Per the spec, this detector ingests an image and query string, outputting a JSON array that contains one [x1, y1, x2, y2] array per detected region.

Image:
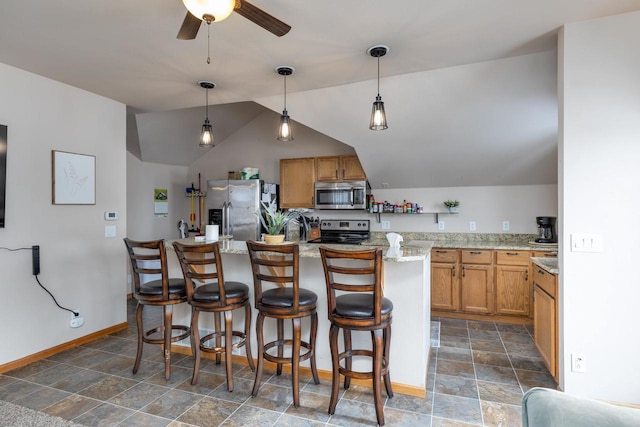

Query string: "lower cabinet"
[[533, 265, 558, 381], [495, 251, 531, 316], [460, 250, 494, 314], [431, 249, 459, 311]]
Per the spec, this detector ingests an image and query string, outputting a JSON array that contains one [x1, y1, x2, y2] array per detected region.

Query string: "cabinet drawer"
[[496, 250, 530, 266], [431, 248, 459, 263], [461, 250, 492, 264], [533, 267, 556, 297], [532, 251, 558, 258]]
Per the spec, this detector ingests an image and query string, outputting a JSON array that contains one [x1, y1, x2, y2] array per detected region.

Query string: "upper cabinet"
[[316, 155, 366, 182], [280, 157, 316, 209]]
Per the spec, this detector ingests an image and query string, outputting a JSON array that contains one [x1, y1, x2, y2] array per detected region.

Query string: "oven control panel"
[[320, 219, 370, 232]]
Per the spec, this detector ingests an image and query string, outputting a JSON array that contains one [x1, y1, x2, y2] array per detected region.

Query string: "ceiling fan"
[[177, 0, 291, 40]]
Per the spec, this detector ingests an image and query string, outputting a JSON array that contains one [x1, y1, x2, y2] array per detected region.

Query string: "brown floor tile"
[[176, 395, 240, 426], [432, 393, 483, 425], [141, 388, 203, 419], [474, 365, 519, 386], [472, 350, 512, 368], [470, 339, 506, 353], [42, 393, 102, 420], [221, 404, 282, 426], [438, 346, 474, 363], [481, 400, 522, 427], [436, 359, 476, 379], [477, 381, 523, 405], [435, 374, 479, 399], [73, 401, 136, 425]]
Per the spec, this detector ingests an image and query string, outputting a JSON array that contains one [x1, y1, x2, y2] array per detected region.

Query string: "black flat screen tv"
[[0, 125, 6, 228]]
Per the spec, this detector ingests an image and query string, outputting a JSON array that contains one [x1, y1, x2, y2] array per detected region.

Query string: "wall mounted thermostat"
[[104, 211, 119, 221]]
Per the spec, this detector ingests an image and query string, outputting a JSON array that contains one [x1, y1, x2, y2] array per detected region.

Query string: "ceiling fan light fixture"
[[182, 0, 236, 23], [198, 81, 216, 148], [368, 45, 389, 131], [276, 66, 295, 142]]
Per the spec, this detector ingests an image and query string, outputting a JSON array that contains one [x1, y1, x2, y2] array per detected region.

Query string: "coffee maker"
[[535, 216, 557, 243]]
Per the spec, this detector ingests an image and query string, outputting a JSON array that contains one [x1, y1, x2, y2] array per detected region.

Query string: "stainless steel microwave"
[[314, 181, 368, 210]]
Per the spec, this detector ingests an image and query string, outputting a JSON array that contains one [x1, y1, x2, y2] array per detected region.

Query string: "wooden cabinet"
[[279, 157, 316, 209], [460, 250, 493, 314], [495, 251, 531, 316], [316, 155, 366, 181], [533, 266, 558, 381], [430, 249, 459, 311]]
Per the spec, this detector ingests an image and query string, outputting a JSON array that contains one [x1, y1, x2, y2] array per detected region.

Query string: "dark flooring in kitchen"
[[0, 299, 557, 426]]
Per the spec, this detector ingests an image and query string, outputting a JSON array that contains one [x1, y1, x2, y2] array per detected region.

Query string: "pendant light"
[[198, 81, 215, 147], [276, 66, 294, 142], [368, 45, 389, 131], [182, 0, 235, 23]]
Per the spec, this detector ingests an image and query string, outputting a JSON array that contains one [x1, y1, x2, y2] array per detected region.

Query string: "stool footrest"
[[199, 330, 248, 354], [263, 339, 314, 364], [142, 325, 190, 345]]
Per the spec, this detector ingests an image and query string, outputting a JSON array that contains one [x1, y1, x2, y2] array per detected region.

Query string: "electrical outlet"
[[571, 353, 586, 373], [381, 220, 391, 230], [502, 221, 510, 231], [469, 221, 476, 231], [438, 221, 445, 231], [32, 245, 40, 276], [70, 310, 84, 328]]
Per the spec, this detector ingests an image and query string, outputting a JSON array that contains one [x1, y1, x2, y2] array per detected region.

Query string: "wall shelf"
[[370, 211, 458, 223]]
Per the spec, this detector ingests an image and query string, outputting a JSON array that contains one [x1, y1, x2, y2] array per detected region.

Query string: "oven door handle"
[[350, 189, 355, 206]]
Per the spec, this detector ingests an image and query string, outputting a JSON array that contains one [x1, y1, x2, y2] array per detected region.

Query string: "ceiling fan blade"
[[177, 11, 202, 40], [234, 1, 291, 37]]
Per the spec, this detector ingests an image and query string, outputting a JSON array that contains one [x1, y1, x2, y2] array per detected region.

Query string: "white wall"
[[0, 63, 127, 365], [126, 153, 189, 241], [559, 12, 640, 403]]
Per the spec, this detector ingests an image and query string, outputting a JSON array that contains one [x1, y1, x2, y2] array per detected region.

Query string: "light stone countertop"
[[168, 238, 432, 263], [531, 257, 559, 275]]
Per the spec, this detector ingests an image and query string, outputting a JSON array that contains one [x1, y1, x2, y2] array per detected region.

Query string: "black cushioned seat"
[[262, 288, 318, 308], [335, 294, 393, 318], [193, 281, 250, 302], [139, 278, 187, 295]]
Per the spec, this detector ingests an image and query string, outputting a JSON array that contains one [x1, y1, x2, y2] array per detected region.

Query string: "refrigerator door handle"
[[222, 201, 228, 236], [226, 201, 233, 236]]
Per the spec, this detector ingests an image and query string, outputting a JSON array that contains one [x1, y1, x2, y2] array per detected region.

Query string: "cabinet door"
[[316, 156, 341, 181], [534, 285, 557, 380], [341, 155, 366, 180], [280, 158, 316, 208], [495, 265, 530, 316], [461, 264, 493, 314], [431, 262, 459, 311]]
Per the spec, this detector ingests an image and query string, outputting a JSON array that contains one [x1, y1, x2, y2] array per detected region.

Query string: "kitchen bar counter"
[[165, 238, 431, 397]]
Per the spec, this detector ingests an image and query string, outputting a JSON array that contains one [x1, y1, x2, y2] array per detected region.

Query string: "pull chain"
[[207, 24, 211, 64]]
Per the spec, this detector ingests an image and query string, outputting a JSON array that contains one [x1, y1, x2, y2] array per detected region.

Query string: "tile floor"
[[0, 300, 557, 426]]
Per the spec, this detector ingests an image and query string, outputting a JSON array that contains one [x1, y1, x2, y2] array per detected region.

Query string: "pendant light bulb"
[[276, 66, 295, 142], [368, 45, 389, 131], [198, 81, 216, 148]]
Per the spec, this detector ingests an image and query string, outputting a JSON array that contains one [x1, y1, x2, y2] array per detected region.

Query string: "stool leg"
[[163, 305, 173, 380], [309, 311, 320, 384], [133, 302, 144, 375], [343, 329, 352, 389], [224, 310, 234, 392], [383, 325, 393, 398], [328, 324, 340, 415], [373, 328, 385, 426], [191, 309, 201, 385], [214, 312, 222, 365], [244, 302, 255, 371], [252, 312, 265, 397], [292, 317, 301, 408], [276, 318, 284, 376]]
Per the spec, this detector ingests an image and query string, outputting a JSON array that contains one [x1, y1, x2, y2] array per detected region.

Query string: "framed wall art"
[[52, 150, 96, 205]]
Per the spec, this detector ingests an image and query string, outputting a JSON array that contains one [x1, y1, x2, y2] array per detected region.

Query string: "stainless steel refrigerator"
[[206, 179, 279, 241]]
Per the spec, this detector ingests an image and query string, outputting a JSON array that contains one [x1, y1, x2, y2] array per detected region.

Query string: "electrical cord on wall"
[[1, 246, 79, 317]]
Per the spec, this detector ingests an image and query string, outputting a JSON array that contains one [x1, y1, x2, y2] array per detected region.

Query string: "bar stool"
[[172, 241, 254, 391], [319, 246, 393, 426], [123, 238, 190, 380], [245, 241, 320, 407]]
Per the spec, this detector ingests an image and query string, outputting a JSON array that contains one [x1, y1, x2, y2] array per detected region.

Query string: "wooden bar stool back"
[[172, 241, 254, 391], [245, 240, 320, 407], [123, 238, 190, 380], [319, 246, 393, 426]]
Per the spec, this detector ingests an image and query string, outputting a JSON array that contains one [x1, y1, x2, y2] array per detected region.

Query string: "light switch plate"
[[105, 225, 116, 238], [381, 220, 391, 230], [571, 233, 603, 252]]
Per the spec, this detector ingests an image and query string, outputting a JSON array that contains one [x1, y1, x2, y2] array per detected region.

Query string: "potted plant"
[[444, 200, 460, 213], [257, 199, 298, 243]]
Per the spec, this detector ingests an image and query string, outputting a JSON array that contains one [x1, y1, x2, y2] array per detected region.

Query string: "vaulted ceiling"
[[2, 1, 640, 188]]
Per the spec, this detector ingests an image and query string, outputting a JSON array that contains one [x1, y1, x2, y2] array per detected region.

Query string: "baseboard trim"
[[172, 345, 426, 398], [432, 310, 533, 325], [0, 322, 128, 374]]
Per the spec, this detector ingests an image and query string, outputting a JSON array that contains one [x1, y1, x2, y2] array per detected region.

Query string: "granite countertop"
[[168, 238, 432, 263], [531, 257, 559, 275]]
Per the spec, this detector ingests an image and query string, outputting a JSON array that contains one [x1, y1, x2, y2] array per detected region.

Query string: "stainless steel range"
[[307, 219, 370, 245]]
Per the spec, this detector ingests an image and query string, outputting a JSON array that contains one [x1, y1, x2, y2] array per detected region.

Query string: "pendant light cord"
[[283, 74, 287, 110], [377, 56, 381, 96], [205, 87, 209, 119]]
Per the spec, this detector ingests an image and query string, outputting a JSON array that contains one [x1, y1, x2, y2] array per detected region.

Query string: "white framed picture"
[[52, 150, 96, 205]]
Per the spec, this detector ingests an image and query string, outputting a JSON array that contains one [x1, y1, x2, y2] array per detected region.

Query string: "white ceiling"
[[2, 1, 640, 186]]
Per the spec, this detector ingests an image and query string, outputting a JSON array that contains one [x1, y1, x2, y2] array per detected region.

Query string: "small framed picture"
[[52, 150, 96, 205]]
